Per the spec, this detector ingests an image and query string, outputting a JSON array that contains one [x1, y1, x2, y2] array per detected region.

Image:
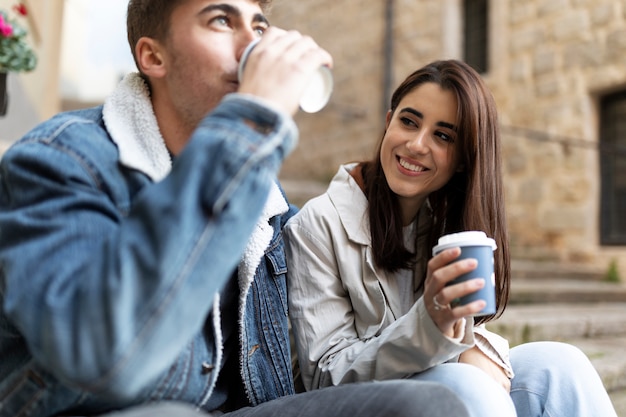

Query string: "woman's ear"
[[385, 110, 393, 129], [456, 163, 465, 172], [135, 37, 166, 78]]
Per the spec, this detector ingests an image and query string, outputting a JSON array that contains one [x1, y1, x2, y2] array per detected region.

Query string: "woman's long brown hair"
[[361, 60, 510, 323]]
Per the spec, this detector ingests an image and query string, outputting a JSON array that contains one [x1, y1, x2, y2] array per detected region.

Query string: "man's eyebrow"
[[253, 13, 269, 26], [198, 4, 269, 26], [399, 107, 457, 131]]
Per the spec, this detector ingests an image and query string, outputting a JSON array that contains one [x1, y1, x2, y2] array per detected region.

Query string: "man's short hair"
[[126, 0, 272, 71]]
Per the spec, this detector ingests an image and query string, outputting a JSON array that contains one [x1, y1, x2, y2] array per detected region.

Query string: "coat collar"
[[327, 163, 371, 246], [102, 72, 172, 182]]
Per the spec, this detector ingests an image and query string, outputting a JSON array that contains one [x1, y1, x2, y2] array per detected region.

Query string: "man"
[[0, 1, 471, 416]]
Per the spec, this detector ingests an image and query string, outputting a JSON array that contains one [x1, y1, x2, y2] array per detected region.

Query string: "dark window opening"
[[599, 91, 626, 245], [463, 0, 489, 74]]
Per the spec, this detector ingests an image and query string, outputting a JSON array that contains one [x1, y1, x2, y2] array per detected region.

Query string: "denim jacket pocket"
[[264, 235, 289, 317], [0, 368, 47, 417], [0, 365, 83, 417]]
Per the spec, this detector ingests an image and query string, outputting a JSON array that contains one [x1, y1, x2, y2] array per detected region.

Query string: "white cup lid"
[[432, 231, 497, 256]]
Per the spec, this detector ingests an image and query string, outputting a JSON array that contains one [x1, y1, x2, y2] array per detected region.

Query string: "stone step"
[[486, 303, 626, 404], [487, 303, 626, 345], [511, 259, 608, 281], [570, 336, 626, 416], [509, 279, 626, 304], [574, 336, 626, 393]]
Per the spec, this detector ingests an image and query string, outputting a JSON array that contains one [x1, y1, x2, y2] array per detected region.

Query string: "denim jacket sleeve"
[[0, 94, 297, 398]]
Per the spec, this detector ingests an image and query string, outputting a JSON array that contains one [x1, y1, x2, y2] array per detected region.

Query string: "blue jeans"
[[411, 341, 617, 417], [510, 341, 617, 417], [104, 341, 617, 417], [102, 380, 471, 416]]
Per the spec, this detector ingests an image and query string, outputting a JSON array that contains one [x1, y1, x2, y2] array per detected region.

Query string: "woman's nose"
[[406, 130, 429, 153]]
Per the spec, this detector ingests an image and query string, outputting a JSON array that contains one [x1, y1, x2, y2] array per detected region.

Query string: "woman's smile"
[[397, 156, 427, 174]]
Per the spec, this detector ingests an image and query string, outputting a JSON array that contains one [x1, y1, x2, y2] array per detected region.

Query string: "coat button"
[[201, 362, 215, 374]]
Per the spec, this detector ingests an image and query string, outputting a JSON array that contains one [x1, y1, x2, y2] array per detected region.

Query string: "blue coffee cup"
[[432, 231, 497, 316]]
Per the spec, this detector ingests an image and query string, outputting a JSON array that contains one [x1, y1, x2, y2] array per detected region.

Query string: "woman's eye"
[[435, 131, 454, 143], [400, 117, 417, 128]]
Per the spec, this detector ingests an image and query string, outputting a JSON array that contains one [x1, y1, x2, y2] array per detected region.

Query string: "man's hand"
[[459, 346, 511, 393], [238, 27, 333, 116]]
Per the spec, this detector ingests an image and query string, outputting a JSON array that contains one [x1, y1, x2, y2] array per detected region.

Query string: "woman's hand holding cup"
[[426, 231, 497, 337]]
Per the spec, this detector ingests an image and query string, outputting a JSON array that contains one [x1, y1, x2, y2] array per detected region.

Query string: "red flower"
[[13, 3, 27, 17], [0, 14, 14, 37]]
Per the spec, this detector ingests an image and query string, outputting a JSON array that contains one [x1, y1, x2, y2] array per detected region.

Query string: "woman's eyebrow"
[[399, 107, 423, 119], [437, 121, 457, 131]]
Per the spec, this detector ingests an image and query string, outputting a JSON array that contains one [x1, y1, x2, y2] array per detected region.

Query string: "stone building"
[[1, 0, 623, 275], [269, 0, 626, 275]]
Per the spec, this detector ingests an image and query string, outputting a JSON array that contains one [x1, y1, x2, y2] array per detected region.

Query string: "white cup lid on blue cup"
[[238, 38, 333, 113], [432, 231, 497, 256]]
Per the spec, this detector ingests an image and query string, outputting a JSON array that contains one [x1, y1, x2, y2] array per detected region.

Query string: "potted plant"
[[0, 2, 37, 116]]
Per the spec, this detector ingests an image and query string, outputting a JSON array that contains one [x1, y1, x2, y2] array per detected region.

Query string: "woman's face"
[[380, 82, 461, 224]]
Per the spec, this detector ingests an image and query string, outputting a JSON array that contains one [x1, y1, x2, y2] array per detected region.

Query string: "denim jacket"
[[0, 73, 298, 416]]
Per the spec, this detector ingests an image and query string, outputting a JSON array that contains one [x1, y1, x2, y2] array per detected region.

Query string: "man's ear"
[[135, 37, 166, 78]]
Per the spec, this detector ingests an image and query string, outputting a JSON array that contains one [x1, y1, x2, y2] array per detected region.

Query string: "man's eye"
[[254, 25, 268, 36], [211, 15, 229, 26]]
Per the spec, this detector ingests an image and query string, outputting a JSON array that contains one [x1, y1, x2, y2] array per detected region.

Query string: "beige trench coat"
[[285, 164, 512, 391]]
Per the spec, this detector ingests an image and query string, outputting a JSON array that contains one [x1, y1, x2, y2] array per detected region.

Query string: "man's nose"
[[236, 30, 260, 62]]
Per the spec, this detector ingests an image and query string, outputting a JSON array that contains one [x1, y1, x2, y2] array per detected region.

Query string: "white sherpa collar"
[[102, 72, 289, 296], [103, 72, 172, 182], [238, 183, 288, 297]]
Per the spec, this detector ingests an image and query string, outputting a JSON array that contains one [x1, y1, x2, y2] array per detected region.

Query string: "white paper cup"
[[238, 38, 333, 113]]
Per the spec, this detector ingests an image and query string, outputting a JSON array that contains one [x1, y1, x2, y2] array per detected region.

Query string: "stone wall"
[[269, 0, 626, 274]]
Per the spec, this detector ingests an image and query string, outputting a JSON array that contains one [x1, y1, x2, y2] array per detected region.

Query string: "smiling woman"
[[380, 82, 460, 226], [285, 59, 619, 417]]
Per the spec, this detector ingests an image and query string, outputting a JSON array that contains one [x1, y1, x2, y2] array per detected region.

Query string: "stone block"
[[552, 11, 590, 41], [540, 207, 588, 231], [538, 0, 570, 17], [533, 49, 557, 75], [564, 41, 606, 68], [519, 178, 545, 203]]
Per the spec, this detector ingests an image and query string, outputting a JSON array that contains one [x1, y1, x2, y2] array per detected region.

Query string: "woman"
[[284, 60, 617, 416]]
